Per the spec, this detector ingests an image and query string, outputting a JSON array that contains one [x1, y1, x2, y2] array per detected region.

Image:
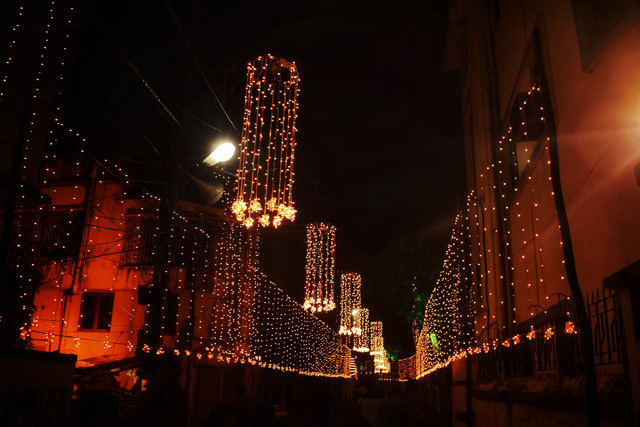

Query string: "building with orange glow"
[[27, 154, 235, 365], [444, 1, 640, 425], [15, 153, 351, 425]]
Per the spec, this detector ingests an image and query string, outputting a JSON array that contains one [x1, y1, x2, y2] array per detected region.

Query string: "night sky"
[[63, 0, 465, 357]]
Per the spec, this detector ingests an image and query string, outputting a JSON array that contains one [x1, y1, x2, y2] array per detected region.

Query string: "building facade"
[[445, 0, 640, 425]]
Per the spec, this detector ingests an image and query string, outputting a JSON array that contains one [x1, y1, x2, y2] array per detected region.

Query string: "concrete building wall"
[[447, 0, 640, 424]]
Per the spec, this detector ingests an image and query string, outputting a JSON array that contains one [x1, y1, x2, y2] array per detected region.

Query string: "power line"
[[163, 0, 240, 135]]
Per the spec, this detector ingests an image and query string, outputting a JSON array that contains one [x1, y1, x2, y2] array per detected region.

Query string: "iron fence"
[[477, 287, 625, 380]]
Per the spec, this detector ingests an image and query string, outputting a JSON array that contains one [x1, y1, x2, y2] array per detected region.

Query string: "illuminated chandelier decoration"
[[353, 308, 370, 352], [370, 321, 384, 356], [303, 223, 336, 313], [370, 320, 388, 372], [339, 272, 362, 335], [232, 54, 300, 229]]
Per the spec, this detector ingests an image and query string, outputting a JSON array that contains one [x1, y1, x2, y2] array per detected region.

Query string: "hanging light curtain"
[[370, 320, 387, 372], [339, 272, 362, 335], [304, 222, 336, 313], [232, 54, 300, 229], [353, 307, 370, 352]]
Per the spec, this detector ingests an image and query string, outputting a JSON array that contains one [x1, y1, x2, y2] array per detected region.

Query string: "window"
[[121, 213, 156, 266], [79, 293, 114, 331], [499, 38, 548, 193], [572, 0, 640, 70]]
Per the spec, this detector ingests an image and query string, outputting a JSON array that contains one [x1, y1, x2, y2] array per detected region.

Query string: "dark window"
[[121, 214, 156, 266], [572, 0, 640, 70], [79, 293, 114, 331], [629, 284, 640, 342], [499, 36, 548, 194], [169, 226, 208, 271], [14, 210, 84, 262]]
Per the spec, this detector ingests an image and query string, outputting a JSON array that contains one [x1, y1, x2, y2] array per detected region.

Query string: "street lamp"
[[203, 141, 236, 166]]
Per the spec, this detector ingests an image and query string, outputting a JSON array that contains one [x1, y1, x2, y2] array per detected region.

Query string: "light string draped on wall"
[[31, 132, 347, 378], [398, 354, 416, 380], [0, 8, 350, 377], [252, 274, 351, 377], [416, 213, 474, 378], [8, 1, 77, 342], [415, 81, 579, 379], [304, 222, 336, 313], [232, 54, 299, 229]]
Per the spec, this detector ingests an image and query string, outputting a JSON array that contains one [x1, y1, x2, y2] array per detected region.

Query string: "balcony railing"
[[477, 287, 625, 380]]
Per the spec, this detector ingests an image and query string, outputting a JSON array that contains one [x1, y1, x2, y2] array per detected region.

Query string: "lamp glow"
[[203, 141, 236, 166]]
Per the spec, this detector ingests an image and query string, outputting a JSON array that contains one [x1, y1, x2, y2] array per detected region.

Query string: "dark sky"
[[64, 0, 465, 357]]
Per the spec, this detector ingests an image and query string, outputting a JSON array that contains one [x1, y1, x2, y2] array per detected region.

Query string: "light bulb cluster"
[[339, 273, 362, 335], [303, 222, 336, 312], [233, 54, 299, 229]]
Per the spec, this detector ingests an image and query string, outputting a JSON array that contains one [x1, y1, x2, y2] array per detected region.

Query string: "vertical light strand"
[[304, 223, 336, 312], [232, 54, 300, 228], [0, 3, 24, 103], [339, 273, 361, 335], [353, 308, 370, 352]]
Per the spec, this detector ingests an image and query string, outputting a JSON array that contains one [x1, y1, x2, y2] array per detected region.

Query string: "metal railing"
[[477, 288, 625, 380]]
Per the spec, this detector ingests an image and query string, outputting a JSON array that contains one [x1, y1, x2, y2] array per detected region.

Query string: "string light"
[[353, 308, 370, 352], [0, 3, 24, 103], [398, 355, 416, 380], [339, 273, 362, 336], [252, 274, 351, 377], [233, 54, 300, 228], [413, 80, 577, 379], [564, 320, 576, 335], [527, 325, 536, 340], [415, 214, 474, 378], [303, 223, 336, 312], [370, 321, 388, 373]]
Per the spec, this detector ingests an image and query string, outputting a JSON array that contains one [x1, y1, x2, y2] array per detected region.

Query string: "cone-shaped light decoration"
[[304, 223, 336, 313], [233, 54, 300, 228], [339, 272, 362, 335]]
